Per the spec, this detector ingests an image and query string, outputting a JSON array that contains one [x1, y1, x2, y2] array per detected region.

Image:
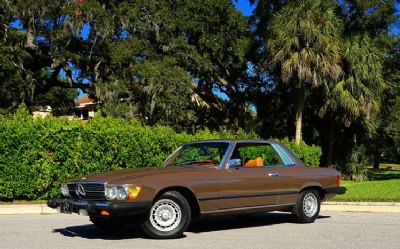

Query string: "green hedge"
[[279, 138, 322, 167], [0, 106, 321, 200]]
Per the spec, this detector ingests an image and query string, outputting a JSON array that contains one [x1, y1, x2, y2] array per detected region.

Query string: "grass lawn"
[[333, 163, 400, 202]]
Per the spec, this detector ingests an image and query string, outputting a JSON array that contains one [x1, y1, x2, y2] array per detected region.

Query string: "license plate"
[[59, 200, 74, 214]]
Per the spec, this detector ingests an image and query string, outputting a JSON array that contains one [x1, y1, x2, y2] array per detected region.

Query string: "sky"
[[233, 0, 254, 16]]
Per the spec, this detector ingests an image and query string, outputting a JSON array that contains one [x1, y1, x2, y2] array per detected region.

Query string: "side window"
[[179, 147, 221, 163], [175, 143, 227, 165], [231, 143, 283, 167]]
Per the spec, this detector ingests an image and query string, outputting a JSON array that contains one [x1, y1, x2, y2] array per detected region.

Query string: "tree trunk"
[[326, 119, 335, 167], [373, 149, 380, 169], [295, 109, 302, 145], [293, 85, 304, 145]]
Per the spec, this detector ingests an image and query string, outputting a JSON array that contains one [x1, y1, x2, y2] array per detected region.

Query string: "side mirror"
[[228, 159, 242, 168]]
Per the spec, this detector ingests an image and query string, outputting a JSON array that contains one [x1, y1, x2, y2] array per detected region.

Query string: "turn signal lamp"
[[128, 185, 142, 200], [336, 175, 341, 185], [100, 210, 110, 216]]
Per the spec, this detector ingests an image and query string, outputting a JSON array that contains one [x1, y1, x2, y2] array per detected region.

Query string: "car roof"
[[187, 139, 281, 145]]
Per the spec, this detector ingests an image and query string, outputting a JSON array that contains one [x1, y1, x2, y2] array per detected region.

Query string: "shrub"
[[0, 107, 321, 200], [278, 138, 322, 167], [338, 145, 371, 181]]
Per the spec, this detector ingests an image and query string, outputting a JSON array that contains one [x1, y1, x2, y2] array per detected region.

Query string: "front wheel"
[[141, 191, 191, 239], [291, 189, 321, 223]]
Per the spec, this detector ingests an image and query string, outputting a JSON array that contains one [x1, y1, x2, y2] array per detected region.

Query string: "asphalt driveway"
[[1, 212, 399, 249]]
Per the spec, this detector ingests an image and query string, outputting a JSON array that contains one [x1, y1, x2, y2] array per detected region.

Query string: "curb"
[[0, 204, 57, 215], [1, 202, 400, 215], [323, 201, 400, 206], [321, 201, 400, 213]]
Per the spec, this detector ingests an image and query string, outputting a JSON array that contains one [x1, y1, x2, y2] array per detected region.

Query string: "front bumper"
[[47, 199, 151, 217], [326, 186, 347, 195]]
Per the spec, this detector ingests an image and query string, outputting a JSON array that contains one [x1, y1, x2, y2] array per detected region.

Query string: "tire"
[[141, 191, 191, 239], [90, 216, 127, 230], [291, 189, 321, 223]]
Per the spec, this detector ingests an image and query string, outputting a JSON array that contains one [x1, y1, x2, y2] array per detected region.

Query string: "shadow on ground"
[[52, 212, 330, 240], [188, 213, 330, 233], [53, 223, 147, 240]]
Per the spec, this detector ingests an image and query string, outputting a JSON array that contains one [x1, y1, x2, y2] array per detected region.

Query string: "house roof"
[[75, 95, 96, 109]]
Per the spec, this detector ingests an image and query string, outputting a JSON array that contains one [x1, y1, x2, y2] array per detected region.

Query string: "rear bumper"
[[326, 186, 347, 195], [47, 199, 151, 217]]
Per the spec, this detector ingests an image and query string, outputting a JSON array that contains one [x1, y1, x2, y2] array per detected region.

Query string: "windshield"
[[164, 142, 229, 167]]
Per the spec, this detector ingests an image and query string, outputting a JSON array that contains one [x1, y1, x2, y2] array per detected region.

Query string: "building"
[[75, 95, 97, 120], [32, 106, 52, 118]]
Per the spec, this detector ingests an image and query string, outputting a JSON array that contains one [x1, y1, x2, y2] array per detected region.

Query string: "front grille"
[[67, 182, 106, 201]]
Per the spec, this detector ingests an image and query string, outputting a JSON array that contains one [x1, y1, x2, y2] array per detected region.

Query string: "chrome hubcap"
[[150, 199, 182, 232], [303, 193, 318, 218]]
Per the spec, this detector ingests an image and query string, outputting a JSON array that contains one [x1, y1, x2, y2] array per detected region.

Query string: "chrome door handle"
[[268, 173, 279, 177]]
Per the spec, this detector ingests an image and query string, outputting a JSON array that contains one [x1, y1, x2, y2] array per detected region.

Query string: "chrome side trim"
[[201, 203, 296, 215], [198, 190, 299, 201]]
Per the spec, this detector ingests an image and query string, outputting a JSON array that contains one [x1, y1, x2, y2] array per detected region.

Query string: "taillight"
[[336, 175, 341, 185]]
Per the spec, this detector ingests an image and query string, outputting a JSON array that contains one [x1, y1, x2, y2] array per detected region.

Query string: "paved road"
[[1, 212, 399, 249]]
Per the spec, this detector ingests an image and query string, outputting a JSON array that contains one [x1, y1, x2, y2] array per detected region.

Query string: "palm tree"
[[267, 0, 342, 144], [320, 34, 386, 166], [327, 35, 384, 120]]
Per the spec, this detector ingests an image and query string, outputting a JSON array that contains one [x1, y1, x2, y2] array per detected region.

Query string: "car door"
[[269, 143, 303, 205], [217, 142, 283, 210]]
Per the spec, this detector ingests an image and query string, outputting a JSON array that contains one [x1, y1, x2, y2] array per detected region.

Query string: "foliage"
[[279, 138, 322, 167], [333, 163, 400, 201], [0, 0, 251, 130], [338, 145, 371, 181], [172, 143, 228, 166], [237, 145, 281, 166], [0, 0, 399, 180], [0, 106, 321, 200], [267, 0, 342, 86], [385, 97, 400, 154], [252, 0, 398, 169], [323, 34, 385, 124], [266, 0, 342, 144]]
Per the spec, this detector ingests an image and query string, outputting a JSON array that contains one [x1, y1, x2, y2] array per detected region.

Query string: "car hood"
[[79, 166, 205, 184]]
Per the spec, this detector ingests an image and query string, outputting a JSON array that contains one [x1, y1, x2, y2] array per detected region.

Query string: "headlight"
[[61, 184, 70, 197], [105, 184, 141, 200], [105, 185, 117, 200], [116, 186, 127, 200]]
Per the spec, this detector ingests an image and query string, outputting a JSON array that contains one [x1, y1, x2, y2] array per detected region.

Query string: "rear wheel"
[[90, 216, 127, 230], [141, 191, 191, 239], [291, 189, 321, 223]]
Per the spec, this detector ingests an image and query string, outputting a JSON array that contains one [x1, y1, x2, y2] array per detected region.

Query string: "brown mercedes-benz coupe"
[[48, 139, 346, 239]]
